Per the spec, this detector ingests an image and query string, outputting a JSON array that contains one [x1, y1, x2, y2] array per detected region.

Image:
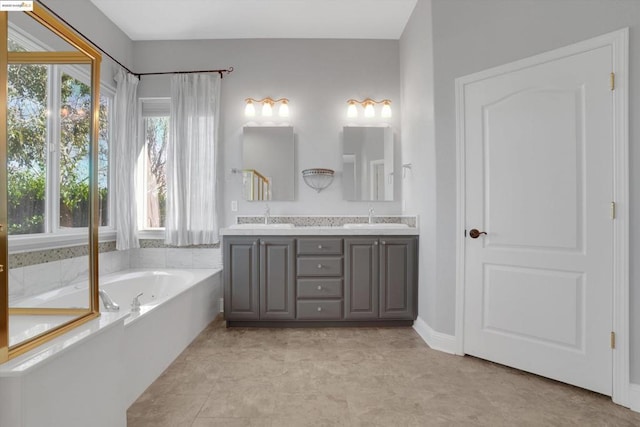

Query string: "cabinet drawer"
[[297, 257, 343, 277], [297, 238, 343, 256], [297, 278, 343, 299], [297, 300, 343, 320]]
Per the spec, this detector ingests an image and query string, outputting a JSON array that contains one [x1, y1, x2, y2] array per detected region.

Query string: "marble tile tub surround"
[[9, 249, 131, 303], [9, 244, 222, 303], [236, 214, 418, 227]]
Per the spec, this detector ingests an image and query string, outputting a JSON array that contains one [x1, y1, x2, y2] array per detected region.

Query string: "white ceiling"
[[90, 0, 418, 41]]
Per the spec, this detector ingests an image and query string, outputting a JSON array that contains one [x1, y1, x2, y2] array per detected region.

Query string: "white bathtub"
[[1, 267, 223, 427], [10, 269, 219, 344]]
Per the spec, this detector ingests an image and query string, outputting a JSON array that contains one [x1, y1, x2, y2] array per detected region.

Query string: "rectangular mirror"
[[342, 126, 393, 201], [242, 126, 295, 201]]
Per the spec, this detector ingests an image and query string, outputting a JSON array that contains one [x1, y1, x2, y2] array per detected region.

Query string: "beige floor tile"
[[128, 320, 640, 427], [127, 394, 207, 427], [191, 417, 271, 427], [198, 386, 276, 418]]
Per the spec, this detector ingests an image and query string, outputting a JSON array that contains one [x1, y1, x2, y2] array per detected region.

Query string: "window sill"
[[9, 229, 117, 253], [137, 229, 165, 240]]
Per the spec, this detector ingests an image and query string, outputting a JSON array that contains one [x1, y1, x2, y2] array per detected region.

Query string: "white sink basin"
[[343, 223, 409, 229], [229, 223, 295, 229]]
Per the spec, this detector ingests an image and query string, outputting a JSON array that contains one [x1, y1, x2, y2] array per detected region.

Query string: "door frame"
[[454, 28, 629, 406]]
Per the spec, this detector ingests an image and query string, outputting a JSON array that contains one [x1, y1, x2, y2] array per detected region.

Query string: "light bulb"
[[381, 101, 392, 118], [278, 101, 289, 117], [347, 102, 358, 118], [244, 100, 255, 117], [262, 101, 273, 116], [364, 103, 375, 118]]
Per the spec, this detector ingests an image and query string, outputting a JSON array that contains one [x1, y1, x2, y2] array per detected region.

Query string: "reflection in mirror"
[[342, 126, 393, 201], [242, 126, 295, 201], [6, 11, 96, 349]]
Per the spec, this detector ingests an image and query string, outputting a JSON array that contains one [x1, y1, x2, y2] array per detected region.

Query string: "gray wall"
[[399, 0, 437, 329], [431, 0, 640, 381], [132, 39, 402, 225]]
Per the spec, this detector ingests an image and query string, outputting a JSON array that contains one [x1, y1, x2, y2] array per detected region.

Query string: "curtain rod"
[[136, 68, 234, 78], [37, 1, 234, 79]]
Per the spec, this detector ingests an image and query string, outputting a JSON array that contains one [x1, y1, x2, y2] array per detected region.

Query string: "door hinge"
[[610, 72, 615, 91], [611, 331, 616, 349], [611, 201, 616, 219]]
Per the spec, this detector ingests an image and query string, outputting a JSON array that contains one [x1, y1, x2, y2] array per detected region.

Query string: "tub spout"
[[99, 289, 120, 312]]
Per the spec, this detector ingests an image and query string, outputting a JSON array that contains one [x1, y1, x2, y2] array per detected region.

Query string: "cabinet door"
[[344, 238, 379, 319], [224, 237, 259, 320], [260, 238, 296, 320], [379, 237, 417, 319]]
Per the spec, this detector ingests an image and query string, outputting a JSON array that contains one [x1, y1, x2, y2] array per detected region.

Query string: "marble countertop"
[[220, 226, 419, 236]]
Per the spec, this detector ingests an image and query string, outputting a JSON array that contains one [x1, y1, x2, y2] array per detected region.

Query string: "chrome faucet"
[[368, 207, 375, 224], [98, 289, 120, 312], [264, 204, 271, 225]]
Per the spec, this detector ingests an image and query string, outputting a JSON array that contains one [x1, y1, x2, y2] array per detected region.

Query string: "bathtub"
[[10, 269, 220, 342], [1, 267, 222, 427]]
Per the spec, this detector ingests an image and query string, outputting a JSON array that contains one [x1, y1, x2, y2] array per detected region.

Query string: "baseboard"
[[412, 316, 457, 354], [630, 383, 640, 413]]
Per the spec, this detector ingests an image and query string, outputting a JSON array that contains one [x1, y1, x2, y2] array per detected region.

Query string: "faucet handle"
[[131, 292, 144, 312]]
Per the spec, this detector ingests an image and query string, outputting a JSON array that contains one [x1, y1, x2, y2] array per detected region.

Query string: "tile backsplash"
[[236, 215, 417, 227]]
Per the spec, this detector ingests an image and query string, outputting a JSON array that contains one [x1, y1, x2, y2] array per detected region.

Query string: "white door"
[[462, 44, 614, 395]]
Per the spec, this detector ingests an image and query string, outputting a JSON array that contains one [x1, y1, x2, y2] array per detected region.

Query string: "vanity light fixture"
[[346, 98, 392, 119], [244, 97, 290, 118]]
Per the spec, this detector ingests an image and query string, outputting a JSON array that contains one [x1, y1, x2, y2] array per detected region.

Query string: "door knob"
[[469, 229, 487, 239]]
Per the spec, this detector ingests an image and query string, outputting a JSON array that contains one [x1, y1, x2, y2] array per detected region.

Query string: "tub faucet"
[[368, 207, 375, 224], [264, 204, 271, 225], [99, 289, 120, 312]]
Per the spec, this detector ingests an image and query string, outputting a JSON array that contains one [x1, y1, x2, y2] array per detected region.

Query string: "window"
[[139, 99, 169, 230], [7, 33, 114, 240]]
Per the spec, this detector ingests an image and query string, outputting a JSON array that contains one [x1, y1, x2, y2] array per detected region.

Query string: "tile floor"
[[128, 318, 640, 426]]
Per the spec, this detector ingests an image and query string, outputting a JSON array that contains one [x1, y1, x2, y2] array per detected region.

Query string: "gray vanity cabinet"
[[224, 236, 295, 321], [223, 237, 260, 320], [345, 237, 417, 321], [344, 238, 380, 320], [224, 234, 417, 326], [379, 238, 416, 319], [259, 238, 296, 320]]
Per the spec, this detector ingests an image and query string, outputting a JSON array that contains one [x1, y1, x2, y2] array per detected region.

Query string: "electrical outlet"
[[231, 200, 238, 212]]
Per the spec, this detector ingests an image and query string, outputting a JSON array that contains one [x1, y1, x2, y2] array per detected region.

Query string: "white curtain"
[[165, 73, 221, 246], [113, 69, 140, 250]]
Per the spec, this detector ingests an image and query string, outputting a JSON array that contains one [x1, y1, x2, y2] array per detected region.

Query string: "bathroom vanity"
[[221, 224, 418, 327]]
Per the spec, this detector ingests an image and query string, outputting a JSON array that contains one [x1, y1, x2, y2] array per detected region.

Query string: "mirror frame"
[[0, 3, 102, 363]]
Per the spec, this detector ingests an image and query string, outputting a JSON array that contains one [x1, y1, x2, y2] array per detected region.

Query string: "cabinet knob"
[[374, 241, 379, 246], [318, 244, 323, 249], [260, 241, 265, 246], [317, 307, 322, 312], [317, 285, 322, 290], [317, 264, 323, 269], [381, 240, 386, 245]]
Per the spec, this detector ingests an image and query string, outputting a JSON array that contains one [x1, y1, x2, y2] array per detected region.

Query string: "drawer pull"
[[318, 244, 323, 249], [317, 307, 322, 312], [317, 285, 322, 290], [317, 264, 323, 269]]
